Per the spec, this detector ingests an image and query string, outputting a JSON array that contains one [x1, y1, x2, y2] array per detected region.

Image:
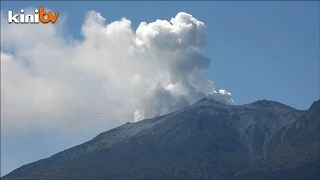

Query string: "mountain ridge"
[[3, 99, 319, 179]]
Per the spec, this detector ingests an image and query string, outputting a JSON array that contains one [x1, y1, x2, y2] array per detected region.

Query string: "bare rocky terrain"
[[3, 98, 320, 180]]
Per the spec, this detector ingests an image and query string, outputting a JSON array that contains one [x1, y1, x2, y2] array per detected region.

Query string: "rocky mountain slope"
[[2, 99, 320, 179]]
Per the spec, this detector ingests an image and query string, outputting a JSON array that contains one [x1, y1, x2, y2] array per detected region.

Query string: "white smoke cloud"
[[1, 10, 234, 135]]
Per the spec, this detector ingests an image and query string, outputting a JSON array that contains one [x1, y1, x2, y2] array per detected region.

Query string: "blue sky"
[[1, 0, 319, 177], [2, 1, 319, 109]]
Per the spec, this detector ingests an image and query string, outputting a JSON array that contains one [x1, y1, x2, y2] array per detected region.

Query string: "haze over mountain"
[[3, 98, 319, 179]]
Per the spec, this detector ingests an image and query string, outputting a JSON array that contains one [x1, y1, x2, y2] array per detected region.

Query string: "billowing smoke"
[[1, 10, 234, 135]]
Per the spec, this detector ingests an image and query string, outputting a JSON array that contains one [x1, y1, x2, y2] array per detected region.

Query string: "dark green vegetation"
[[3, 99, 320, 180]]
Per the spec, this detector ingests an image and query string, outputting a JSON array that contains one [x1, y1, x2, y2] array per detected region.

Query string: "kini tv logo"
[[7, 7, 59, 24]]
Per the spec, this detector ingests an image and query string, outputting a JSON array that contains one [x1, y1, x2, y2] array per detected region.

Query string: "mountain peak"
[[252, 99, 273, 107], [251, 99, 297, 111], [309, 99, 320, 110], [196, 98, 224, 105]]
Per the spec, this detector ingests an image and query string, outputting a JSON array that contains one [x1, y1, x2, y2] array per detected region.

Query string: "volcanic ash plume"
[[1, 11, 234, 133]]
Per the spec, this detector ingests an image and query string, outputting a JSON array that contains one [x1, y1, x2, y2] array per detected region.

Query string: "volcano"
[[3, 99, 320, 179]]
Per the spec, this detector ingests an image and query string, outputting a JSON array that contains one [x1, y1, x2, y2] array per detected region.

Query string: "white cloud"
[[1, 10, 234, 136]]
